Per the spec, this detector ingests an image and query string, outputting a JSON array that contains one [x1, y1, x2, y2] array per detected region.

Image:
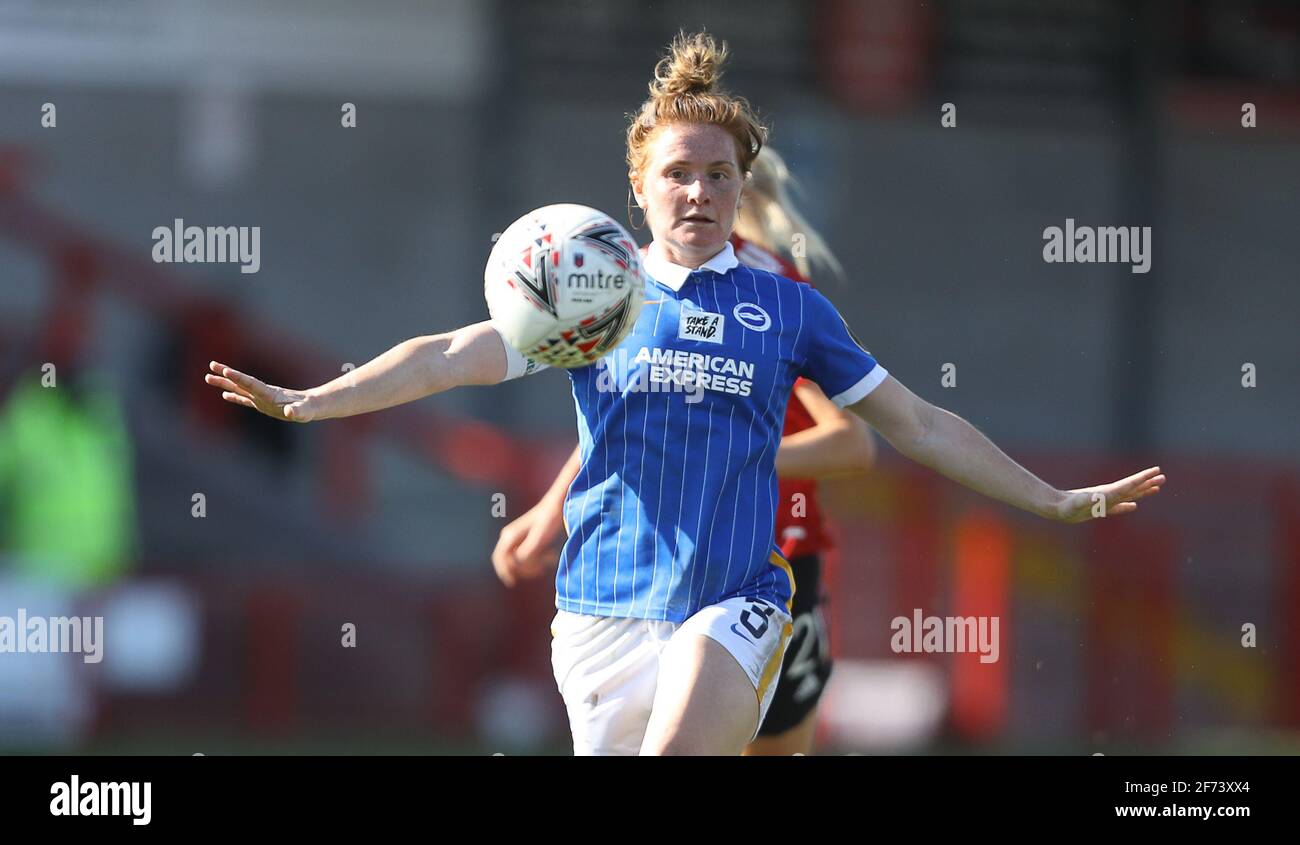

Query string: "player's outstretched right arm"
[[204, 321, 511, 423]]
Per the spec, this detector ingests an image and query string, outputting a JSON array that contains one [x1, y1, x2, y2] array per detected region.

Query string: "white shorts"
[[550, 596, 794, 755]]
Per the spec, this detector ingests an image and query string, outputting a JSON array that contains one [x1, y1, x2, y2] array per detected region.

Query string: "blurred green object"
[[0, 374, 136, 586]]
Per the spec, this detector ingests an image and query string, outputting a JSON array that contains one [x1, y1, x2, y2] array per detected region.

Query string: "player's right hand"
[[492, 500, 565, 587], [205, 361, 317, 423]]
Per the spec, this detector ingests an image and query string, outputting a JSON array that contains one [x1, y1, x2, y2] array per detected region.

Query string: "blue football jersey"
[[502, 241, 887, 622]]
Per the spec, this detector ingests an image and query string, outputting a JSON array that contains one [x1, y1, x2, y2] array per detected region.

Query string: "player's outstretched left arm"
[[204, 321, 511, 423], [848, 375, 1165, 523]]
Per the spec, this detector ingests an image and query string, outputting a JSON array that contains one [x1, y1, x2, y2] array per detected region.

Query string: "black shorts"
[[757, 554, 833, 737]]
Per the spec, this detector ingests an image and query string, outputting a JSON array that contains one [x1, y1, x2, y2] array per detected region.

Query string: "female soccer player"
[[491, 146, 875, 756], [204, 32, 1165, 756]]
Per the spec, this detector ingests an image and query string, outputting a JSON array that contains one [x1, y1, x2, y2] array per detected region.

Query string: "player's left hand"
[[1052, 466, 1165, 523], [491, 499, 564, 587]]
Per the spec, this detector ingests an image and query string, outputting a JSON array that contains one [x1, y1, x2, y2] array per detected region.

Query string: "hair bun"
[[650, 31, 728, 98]]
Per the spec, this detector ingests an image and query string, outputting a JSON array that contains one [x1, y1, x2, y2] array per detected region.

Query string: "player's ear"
[[629, 172, 646, 208]]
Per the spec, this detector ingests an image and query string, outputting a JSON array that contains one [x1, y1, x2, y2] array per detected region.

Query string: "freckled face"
[[631, 123, 743, 267]]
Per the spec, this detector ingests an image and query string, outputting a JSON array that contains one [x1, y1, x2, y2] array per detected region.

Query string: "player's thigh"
[[640, 631, 755, 755], [641, 596, 792, 756]]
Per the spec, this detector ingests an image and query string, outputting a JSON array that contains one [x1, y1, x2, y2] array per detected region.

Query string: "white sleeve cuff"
[[830, 365, 889, 408], [491, 323, 547, 382]]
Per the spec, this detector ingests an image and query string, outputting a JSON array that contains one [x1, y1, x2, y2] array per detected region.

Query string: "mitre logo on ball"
[[485, 204, 645, 369]]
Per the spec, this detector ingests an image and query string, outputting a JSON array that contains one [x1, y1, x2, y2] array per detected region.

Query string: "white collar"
[[642, 241, 739, 291]]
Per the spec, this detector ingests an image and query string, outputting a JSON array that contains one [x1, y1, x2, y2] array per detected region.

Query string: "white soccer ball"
[[485, 203, 644, 369]]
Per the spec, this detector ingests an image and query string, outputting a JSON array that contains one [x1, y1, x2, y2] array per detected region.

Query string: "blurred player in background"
[[492, 145, 876, 755], [203, 32, 1165, 756]]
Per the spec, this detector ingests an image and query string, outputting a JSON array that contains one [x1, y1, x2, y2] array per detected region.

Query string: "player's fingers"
[[517, 515, 559, 554], [1131, 472, 1165, 490], [492, 553, 517, 587], [221, 391, 256, 410], [491, 536, 522, 587], [496, 521, 526, 554], [1133, 474, 1165, 491], [1116, 473, 1165, 501], [209, 360, 253, 386], [219, 365, 271, 398], [1107, 501, 1138, 516], [205, 373, 253, 399], [1118, 466, 1162, 490], [517, 531, 545, 564], [490, 534, 512, 568]]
